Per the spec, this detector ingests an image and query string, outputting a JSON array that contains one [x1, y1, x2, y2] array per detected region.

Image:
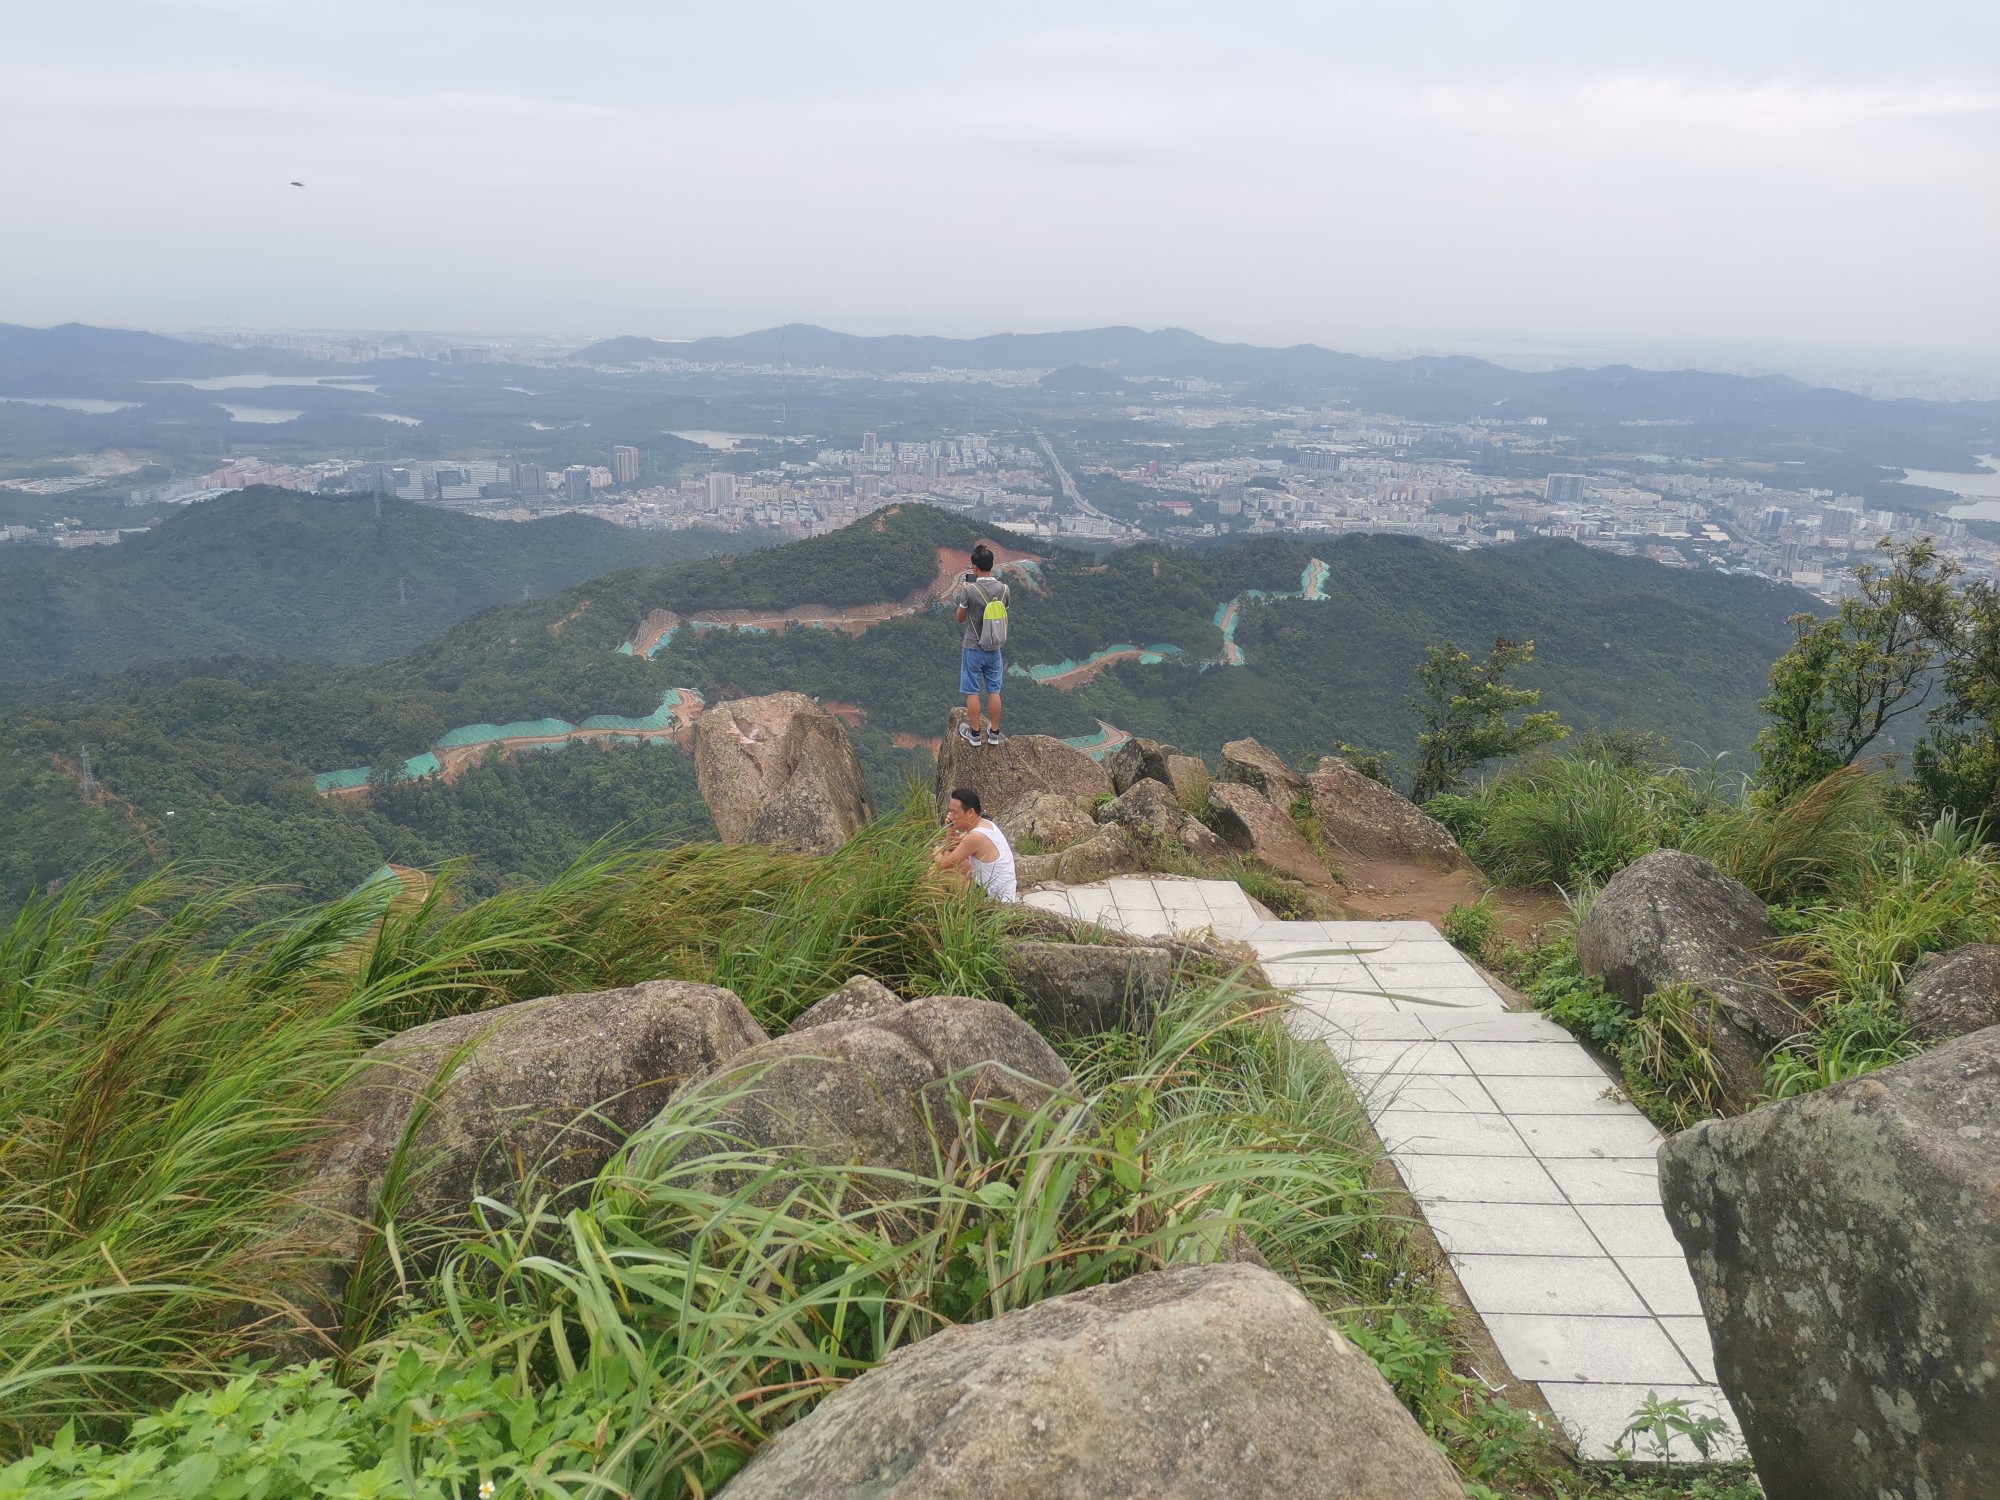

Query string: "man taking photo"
[[953, 543, 1009, 748]]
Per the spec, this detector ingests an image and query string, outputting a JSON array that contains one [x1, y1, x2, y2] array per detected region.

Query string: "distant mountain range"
[[0, 487, 762, 681], [576, 323, 2000, 437]]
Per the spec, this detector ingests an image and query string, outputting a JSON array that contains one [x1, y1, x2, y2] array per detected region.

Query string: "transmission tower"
[[398, 575, 408, 606], [78, 744, 97, 800], [374, 492, 382, 523]]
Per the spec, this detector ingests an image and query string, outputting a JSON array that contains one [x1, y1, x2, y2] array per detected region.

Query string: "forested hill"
[[0, 504, 1814, 917], [0, 487, 765, 680]]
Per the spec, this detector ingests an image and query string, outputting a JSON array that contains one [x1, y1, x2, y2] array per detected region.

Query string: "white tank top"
[[967, 818, 1018, 902]]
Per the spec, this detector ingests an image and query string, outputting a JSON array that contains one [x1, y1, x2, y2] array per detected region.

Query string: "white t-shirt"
[[966, 818, 1018, 902]]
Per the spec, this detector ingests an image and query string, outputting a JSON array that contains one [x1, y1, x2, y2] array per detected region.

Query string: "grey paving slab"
[[1423, 1011, 1575, 1043], [1539, 1383, 1746, 1463], [1357, 1074, 1498, 1113], [1514, 1114, 1666, 1160], [1485, 1314, 1699, 1386], [1033, 877, 1737, 1467], [1660, 1317, 1720, 1382], [1455, 1041, 1614, 1077], [1451, 1256, 1650, 1316], [1391, 1154, 1568, 1206], [1618, 1257, 1705, 1318], [1579, 1203, 1689, 1259], [1481, 1074, 1634, 1116], [1372, 1109, 1528, 1156], [1424, 1201, 1603, 1257], [1543, 1158, 1662, 1205]]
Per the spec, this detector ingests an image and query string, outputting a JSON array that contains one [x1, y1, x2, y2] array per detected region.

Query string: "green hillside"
[[0, 505, 1814, 916], [0, 486, 765, 680]]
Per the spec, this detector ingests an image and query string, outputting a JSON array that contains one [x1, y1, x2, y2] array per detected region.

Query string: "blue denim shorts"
[[959, 647, 1004, 695]]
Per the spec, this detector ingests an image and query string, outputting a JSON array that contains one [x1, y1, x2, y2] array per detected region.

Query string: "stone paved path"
[[1022, 874, 1744, 1464]]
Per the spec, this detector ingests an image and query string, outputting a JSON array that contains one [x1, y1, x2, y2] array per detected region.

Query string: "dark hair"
[[948, 786, 983, 816], [969, 543, 995, 573]]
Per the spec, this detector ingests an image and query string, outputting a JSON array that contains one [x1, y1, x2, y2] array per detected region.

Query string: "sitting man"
[[932, 785, 1017, 902]]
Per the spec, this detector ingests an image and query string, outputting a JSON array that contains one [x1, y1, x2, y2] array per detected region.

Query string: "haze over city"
[[5, 0, 1998, 381]]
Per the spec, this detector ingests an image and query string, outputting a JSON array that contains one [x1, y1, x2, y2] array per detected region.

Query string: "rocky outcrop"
[[1005, 903, 1271, 990], [1577, 849, 1802, 1112], [1164, 752, 1212, 810], [1307, 756, 1473, 873], [1015, 823, 1142, 891], [718, 1262, 1463, 1500], [1108, 735, 1177, 795], [933, 709, 1112, 827], [1217, 738, 1307, 806], [1000, 790, 1098, 852], [1904, 945, 2000, 1043], [787, 975, 904, 1033], [694, 691, 874, 855], [1001, 940, 1176, 1037], [672, 996, 1072, 1180], [295, 981, 763, 1323], [1096, 776, 1189, 844], [1206, 782, 1331, 889], [1659, 1028, 2000, 1500]]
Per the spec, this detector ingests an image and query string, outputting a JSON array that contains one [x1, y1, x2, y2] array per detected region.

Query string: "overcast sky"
[[4, 1, 1997, 365]]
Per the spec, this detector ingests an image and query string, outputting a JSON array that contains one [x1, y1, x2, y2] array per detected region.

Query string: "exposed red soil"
[[1331, 856, 1563, 947], [1031, 647, 1158, 692], [548, 598, 592, 637], [892, 733, 943, 753], [619, 541, 1044, 649], [822, 701, 867, 728]]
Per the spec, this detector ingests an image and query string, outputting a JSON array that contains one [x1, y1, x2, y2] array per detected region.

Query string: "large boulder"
[[934, 709, 1113, 828], [1096, 776, 1187, 845], [1001, 791, 1098, 852], [1577, 849, 1802, 1112], [1001, 940, 1176, 1037], [671, 996, 1072, 1179], [694, 691, 875, 855], [1218, 738, 1307, 805], [787, 975, 904, 1033], [1015, 822, 1143, 890], [1307, 757, 1473, 874], [1904, 945, 2000, 1043], [295, 981, 763, 1324], [1206, 782, 1332, 889], [1659, 1028, 2000, 1500], [1164, 752, 1213, 811], [718, 1262, 1463, 1500], [1108, 735, 1177, 795]]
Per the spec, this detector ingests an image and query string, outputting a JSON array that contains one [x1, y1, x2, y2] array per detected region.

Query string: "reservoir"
[[1898, 456, 2000, 519]]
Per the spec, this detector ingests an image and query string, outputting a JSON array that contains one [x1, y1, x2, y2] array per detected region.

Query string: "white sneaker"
[[958, 723, 982, 747], [984, 728, 1003, 746]]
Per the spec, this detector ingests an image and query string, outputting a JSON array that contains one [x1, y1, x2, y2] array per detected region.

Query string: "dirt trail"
[[619, 542, 1044, 654], [1332, 855, 1562, 947]]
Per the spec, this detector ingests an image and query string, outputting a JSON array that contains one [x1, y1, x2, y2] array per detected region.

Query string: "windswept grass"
[[0, 798, 1005, 1452]]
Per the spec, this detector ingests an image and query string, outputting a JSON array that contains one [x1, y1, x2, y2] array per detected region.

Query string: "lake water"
[[152, 374, 380, 393], [1898, 455, 2000, 519], [669, 429, 763, 449], [0, 396, 137, 413], [218, 403, 303, 423]]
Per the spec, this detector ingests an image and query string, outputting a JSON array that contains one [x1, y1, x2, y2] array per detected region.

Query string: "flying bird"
[[290, 180, 304, 187]]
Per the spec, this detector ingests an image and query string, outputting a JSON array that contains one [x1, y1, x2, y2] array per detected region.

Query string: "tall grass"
[[5, 981, 1419, 1494], [0, 799, 1007, 1453]]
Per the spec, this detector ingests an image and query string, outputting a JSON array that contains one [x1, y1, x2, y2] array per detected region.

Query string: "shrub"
[[1441, 896, 1498, 961]]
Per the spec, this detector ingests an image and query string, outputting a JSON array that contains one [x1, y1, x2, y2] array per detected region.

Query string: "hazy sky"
[[5, 1, 1997, 361]]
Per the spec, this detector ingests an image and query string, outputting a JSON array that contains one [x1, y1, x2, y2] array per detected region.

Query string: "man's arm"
[[935, 828, 995, 871]]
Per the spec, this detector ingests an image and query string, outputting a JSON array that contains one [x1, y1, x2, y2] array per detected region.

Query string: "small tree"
[[1914, 571, 2000, 825], [1752, 539, 1956, 799], [1409, 637, 1567, 804]]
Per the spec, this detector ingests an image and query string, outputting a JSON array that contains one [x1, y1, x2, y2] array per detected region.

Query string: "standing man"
[[953, 543, 1009, 748], [933, 786, 1018, 901]]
